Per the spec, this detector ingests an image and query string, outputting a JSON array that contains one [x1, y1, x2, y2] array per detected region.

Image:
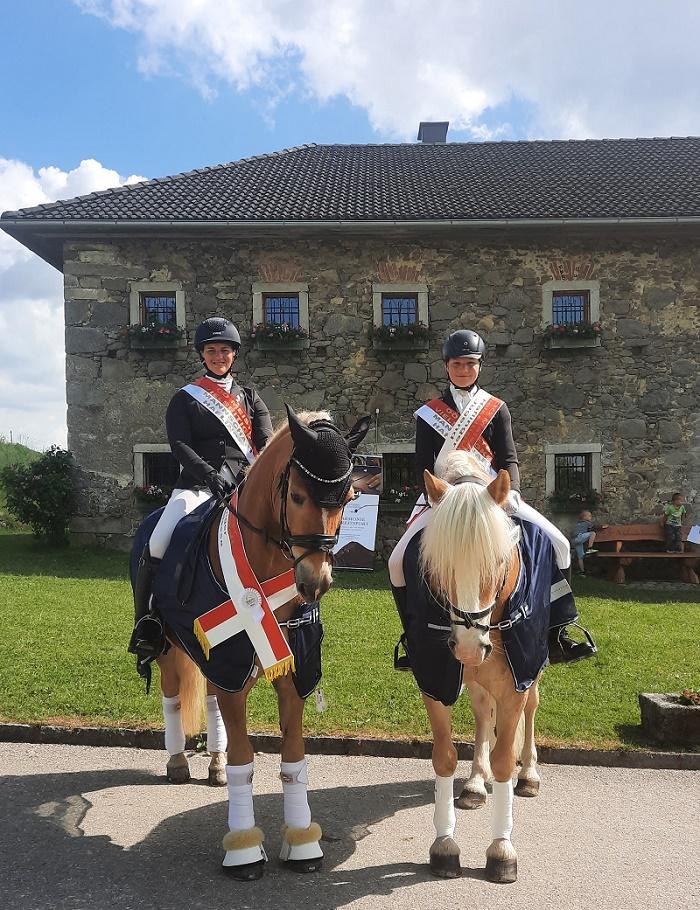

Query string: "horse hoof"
[[166, 753, 190, 784], [429, 836, 462, 878], [222, 861, 265, 881], [485, 856, 517, 884], [456, 788, 486, 810], [208, 752, 227, 787], [514, 778, 540, 798], [279, 823, 323, 873]]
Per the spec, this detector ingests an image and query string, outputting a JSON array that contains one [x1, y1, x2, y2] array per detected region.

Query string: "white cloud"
[[76, 0, 700, 139], [0, 158, 145, 451]]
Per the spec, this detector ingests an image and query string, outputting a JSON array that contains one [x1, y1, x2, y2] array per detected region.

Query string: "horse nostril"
[[484, 643, 493, 659]]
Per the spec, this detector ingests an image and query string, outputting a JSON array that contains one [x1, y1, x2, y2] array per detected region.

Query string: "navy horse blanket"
[[401, 518, 578, 704], [130, 501, 323, 697]]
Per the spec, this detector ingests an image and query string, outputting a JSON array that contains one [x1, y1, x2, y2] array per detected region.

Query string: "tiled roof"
[[4, 138, 700, 224]]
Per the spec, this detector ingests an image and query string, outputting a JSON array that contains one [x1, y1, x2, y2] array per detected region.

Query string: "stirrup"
[[393, 635, 412, 671]]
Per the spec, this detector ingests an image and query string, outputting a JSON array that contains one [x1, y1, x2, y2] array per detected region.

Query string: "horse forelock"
[[420, 481, 515, 609], [439, 451, 491, 486]]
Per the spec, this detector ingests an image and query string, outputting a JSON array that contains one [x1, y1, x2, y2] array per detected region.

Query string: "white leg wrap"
[[162, 695, 186, 756], [227, 762, 255, 832], [434, 774, 456, 838], [206, 695, 228, 754], [491, 780, 514, 841], [280, 758, 312, 829]]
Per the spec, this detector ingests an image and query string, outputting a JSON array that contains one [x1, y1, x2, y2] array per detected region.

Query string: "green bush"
[[0, 445, 76, 544]]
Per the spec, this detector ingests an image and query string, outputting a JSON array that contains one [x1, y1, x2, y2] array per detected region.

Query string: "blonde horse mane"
[[420, 452, 515, 610]]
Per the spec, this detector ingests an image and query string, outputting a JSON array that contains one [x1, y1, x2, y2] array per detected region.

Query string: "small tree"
[[0, 445, 76, 544]]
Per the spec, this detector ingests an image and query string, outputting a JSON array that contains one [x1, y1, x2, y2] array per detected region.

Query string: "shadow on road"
[[0, 764, 473, 909]]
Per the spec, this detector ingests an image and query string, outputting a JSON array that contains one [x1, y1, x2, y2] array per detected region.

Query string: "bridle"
[[223, 439, 354, 571], [427, 476, 524, 633]]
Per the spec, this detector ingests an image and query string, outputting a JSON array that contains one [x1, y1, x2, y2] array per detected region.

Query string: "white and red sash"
[[193, 491, 298, 681], [182, 377, 257, 465], [415, 388, 503, 475]]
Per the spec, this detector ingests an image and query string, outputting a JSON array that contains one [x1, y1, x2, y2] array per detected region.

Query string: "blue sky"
[[0, 1, 378, 177], [1, 0, 700, 448]]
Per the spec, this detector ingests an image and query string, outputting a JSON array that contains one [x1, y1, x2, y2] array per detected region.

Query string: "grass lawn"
[[0, 531, 698, 749]]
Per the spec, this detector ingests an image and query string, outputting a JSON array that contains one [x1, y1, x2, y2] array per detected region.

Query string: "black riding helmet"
[[442, 329, 486, 362], [194, 317, 241, 353]]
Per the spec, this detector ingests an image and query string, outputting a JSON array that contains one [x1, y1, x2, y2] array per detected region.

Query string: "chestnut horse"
[[147, 409, 368, 879], [418, 456, 543, 884]]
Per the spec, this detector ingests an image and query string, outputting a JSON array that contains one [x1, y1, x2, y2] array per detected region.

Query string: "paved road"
[[1, 742, 697, 910]]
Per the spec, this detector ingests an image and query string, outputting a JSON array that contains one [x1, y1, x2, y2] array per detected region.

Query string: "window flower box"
[[126, 322, 185, 349], [134, 484, 171, 509], [543, 322, 602, 350], [372, 322, 430, 352], [548, 489, 602, 512], [250, 323, 310, 351]]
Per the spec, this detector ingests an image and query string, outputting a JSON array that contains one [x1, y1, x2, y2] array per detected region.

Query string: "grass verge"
[[0, 532, 698, 749]]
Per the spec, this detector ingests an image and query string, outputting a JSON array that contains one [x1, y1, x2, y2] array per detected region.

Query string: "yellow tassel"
[[263, 655, 295, 683], [193, 619, 211, 660]]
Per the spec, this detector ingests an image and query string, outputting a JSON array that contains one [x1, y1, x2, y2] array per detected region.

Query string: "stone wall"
[[62, 230, 700, 552]]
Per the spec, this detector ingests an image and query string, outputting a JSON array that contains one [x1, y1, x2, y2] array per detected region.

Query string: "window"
[[542, 279, 600, 328], [252, 282, 309, 334], [140, 293, 177, 326], [144, 452, 180, 488], [551, 290, 590, 326], [544, 443, 602, 499], [372, 282, 428, 330], [263, 292, 300, 328], [554, 453, 592, 494], [383, 452, 417, 489], [133, 444, 180, 489], [129, 280, 185, 330], [382, 293, 418, 326]]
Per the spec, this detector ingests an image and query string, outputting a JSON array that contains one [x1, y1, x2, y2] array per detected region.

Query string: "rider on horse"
[[389, 328, 596, 665], [129, 316, 273, 663], [128, 316, 273, 778]]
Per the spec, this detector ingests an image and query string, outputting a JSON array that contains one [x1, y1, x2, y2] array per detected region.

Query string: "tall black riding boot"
[[128, 545, 165, 688], [391, 584, 412, 671], [548, 624, 597, 665]]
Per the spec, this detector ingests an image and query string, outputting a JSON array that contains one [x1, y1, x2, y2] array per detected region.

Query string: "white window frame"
[[129, 280, 185, 329], [372, 283, 429, 329], [252, 282, 309, 332], [133, 443, 177, 487], [544, 443, 602, 497], [541, 280, 600, 328]]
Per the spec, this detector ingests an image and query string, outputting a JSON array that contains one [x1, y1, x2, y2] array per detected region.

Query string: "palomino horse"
[[416, 453, 549, 884], [138, 408, 369, 880]]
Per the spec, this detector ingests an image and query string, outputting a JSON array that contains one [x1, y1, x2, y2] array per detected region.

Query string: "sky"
[[2, 0, 700, 449]]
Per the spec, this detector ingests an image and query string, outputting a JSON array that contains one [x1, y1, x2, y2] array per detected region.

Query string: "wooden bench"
[[591, 524, 699, 585]]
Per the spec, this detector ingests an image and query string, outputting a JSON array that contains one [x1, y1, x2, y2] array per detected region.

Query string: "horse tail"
[[174, 648, 206, 736]]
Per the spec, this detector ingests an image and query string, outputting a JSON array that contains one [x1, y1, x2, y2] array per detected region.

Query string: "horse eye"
[[290, 492, 305, 506]]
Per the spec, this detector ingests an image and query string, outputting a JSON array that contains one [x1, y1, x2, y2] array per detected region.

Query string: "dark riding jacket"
[[415, 386, 520, 493], [166, 380, 273, 489]]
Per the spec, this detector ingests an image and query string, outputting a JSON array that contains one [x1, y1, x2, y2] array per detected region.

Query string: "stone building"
[[2, 131, 699, 555]]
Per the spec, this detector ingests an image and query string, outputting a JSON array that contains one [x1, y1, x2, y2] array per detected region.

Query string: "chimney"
[[417, 121, 449, 143]]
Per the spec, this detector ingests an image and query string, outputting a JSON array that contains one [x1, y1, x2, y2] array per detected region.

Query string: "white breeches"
[[149, 487, 212, 560], [388, 496, 571, 587]]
